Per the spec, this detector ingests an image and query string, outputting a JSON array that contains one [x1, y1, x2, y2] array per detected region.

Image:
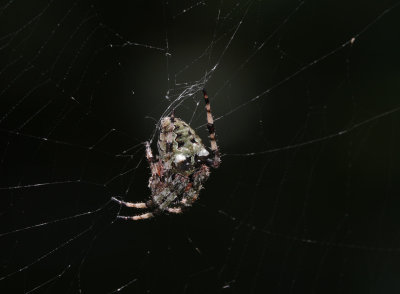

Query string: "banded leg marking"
[[202, 89, 221, 168], [112, 197, 147, 209], [117, 212, 154, 221]]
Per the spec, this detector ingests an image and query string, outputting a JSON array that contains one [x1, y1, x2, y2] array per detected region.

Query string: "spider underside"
[[112, 90, 220, 220]]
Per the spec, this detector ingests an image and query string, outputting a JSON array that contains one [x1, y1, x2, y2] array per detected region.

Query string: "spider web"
[[1, 0, 400, 293]]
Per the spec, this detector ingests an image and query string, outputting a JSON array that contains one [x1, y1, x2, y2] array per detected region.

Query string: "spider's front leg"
[[202, 89, 221, 168], [145, 141, 160, 176]]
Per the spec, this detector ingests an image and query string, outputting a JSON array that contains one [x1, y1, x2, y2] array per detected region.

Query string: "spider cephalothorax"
[[112, 90, 220, 220]]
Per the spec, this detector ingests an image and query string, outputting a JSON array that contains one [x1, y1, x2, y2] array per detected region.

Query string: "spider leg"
[[167, 207, 182, 214], [202, 89, 221, 168], [111, 197, 147, 208], [117, 212, 154, 221], [145, 141, 159, 176], [165, 113, 175, 155]]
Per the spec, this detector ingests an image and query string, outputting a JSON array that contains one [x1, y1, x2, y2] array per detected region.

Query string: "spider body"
[[151, 117, 210, 210], [113, 90, 220, 220]]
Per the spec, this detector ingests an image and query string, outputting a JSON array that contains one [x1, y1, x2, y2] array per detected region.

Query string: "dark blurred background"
[[0, 0, 400, 293]]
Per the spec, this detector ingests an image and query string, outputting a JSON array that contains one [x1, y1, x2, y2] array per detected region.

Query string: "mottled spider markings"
[[158, 115, 210, 175], [112, 89, 220, 220]]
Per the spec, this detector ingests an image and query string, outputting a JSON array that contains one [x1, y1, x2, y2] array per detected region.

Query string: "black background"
[[1, 0, 400, 293]]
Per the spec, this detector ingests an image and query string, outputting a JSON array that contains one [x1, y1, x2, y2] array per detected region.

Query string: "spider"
[[112, 89, 220, 220]]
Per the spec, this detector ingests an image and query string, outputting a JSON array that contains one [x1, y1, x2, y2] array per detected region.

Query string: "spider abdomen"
[[150, 173, 194, 210], [158, 116, 209, 176]]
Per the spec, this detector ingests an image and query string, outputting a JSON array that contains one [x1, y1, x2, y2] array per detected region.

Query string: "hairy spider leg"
[[112, 197, 182, 220], [111, 142, 161, 220], [111, 197, 147, 209], [165, 114, 175, 155], [202, 89, 221, 168], [113, 201, 154, 220], [117, 212, 154, 221], [167, 207, 182, 214], [145, 141, 159, 177], [112, 197, 155, 221]]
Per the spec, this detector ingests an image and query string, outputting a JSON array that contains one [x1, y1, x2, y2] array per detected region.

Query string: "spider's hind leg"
[[117, 212, 154, 221], [111, 197, 148, 208], [167, 207, 182, 214]]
